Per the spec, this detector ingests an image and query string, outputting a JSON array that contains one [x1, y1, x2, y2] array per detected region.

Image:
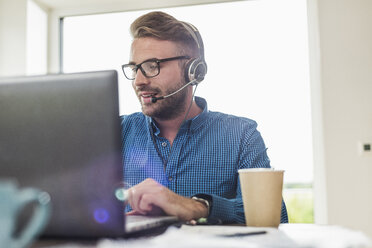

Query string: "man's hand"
[[127, 178, 208, 221]]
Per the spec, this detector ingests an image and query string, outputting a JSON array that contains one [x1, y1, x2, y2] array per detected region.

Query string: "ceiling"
[[35, 0, 129, 10], [34, 0, 241, 13]]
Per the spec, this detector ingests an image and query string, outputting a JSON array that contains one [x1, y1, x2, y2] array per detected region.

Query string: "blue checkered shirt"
[[121, 97, 288, 223]]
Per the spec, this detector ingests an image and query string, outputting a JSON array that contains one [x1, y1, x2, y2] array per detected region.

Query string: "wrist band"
[[192, 196, 210, 217]]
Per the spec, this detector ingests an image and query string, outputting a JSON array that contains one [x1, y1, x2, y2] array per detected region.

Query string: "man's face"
[[130, 37, 188, 120]]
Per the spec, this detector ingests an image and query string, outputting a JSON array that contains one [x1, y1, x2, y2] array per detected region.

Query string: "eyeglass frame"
[[121, 56, 190, 80]]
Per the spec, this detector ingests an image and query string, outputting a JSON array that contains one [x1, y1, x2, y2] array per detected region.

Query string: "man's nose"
[[133, 69, 150, 87]]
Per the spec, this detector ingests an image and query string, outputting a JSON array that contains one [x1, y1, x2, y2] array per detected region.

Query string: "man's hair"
[[130, 11, 199, 57]]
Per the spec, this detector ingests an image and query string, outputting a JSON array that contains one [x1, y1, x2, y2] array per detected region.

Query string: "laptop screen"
[[0, 70, 125, 238]]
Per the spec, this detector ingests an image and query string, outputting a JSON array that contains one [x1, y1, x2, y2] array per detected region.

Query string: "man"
[[121, 11, 288, 223]]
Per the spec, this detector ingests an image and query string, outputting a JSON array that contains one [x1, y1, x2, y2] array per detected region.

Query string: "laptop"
[[0, 70, 178, 239]]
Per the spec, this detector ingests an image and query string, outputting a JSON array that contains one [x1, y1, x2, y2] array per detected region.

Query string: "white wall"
[[0, 0, 27, 76], [26, 0, 48, 75], [314, 0, 372, 236]]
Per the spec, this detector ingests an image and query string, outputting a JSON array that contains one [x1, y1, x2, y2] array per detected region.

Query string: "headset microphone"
[[151, 79, 197, 103]]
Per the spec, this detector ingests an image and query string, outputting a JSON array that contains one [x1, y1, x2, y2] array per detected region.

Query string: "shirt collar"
[[146, 96, 209, 135], [188, 96, 209, 132]]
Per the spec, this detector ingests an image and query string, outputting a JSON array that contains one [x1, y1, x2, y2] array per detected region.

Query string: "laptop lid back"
[[0, 70, 125, 238]]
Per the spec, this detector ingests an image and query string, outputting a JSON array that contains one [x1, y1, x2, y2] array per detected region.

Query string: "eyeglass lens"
[[123, 60, 159, 80]]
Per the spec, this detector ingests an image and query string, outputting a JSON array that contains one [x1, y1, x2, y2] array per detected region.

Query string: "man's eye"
[[148, 63, 158, 70]]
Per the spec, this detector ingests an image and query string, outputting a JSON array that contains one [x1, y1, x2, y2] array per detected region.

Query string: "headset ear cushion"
[[184, 58, 207, 85]]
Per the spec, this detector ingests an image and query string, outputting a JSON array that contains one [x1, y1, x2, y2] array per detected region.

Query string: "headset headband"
[[180, 22, 207, 84]]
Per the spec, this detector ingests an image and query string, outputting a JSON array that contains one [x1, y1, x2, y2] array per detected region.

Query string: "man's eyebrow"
[[129, 58, 159, 65]]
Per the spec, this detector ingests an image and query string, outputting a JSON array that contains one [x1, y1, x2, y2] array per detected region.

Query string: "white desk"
[[32, 224, 371, 248]]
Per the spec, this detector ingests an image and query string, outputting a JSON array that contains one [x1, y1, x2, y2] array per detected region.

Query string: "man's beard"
[[141, 81, 188, 120]]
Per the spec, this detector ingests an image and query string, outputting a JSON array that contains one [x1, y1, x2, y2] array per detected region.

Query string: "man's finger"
[[126, 210, 142, 216]]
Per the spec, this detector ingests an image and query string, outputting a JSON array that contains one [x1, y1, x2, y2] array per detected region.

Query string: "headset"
[[180, 22, 208, 85], [150, 21, 208, 103]]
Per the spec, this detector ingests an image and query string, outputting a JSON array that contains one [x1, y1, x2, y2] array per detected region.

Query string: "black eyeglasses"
[[121, 56, 190, 80]]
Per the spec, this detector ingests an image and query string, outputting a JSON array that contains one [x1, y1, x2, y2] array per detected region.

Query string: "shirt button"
[[169, 177, 173, 181], [161, 142, 167, 147]]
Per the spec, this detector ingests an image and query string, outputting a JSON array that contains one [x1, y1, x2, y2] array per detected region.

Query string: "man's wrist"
[[192, 196, 210, 217], [191, 194, 213, 218]]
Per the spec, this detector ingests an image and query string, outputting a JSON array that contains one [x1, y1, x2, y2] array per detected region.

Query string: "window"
[[63, 0, 313, 222]]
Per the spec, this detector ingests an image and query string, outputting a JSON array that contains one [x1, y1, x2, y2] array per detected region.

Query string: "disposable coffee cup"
[[238, 168, 284, 228]]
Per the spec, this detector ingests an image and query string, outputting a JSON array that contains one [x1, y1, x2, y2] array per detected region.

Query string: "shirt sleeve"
[[208, 187, 288, 224], [208, 123, 289, 223]]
